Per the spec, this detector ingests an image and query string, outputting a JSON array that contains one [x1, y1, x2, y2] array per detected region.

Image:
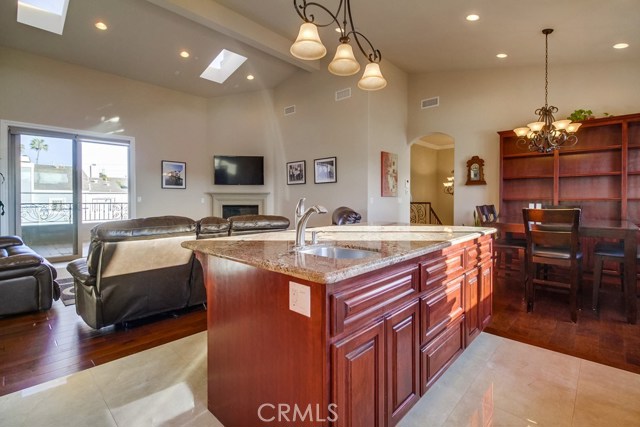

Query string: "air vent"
[[284, 105, 296, 116], [421, 96, 440, 109], [335, 88, 352, 102]]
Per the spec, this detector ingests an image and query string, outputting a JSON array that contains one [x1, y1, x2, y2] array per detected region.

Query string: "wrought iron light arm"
[[293, 0, 381, 63]]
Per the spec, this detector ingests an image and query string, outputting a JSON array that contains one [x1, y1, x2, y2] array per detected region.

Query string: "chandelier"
[[443, 171, 454, 195], [290, 0, 387, 91], [513, 29, 581, 153]]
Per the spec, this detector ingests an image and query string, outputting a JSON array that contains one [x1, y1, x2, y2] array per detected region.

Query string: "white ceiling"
[[1, 0, 638, 98]]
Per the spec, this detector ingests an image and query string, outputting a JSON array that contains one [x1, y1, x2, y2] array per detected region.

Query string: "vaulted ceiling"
[[1, 0, 638, 98]]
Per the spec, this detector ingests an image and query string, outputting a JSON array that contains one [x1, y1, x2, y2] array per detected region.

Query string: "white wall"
[[0, 46, 210, 219], [408, 59, 640, 225]]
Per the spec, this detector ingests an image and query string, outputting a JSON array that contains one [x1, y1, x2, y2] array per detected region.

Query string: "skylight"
[[17, 0, 70, 35], [200, 49, 247, 84]]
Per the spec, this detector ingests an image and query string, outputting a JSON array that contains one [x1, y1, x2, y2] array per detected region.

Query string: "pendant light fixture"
[[513, 29, 580, 153], [290, 0, 387, 91]]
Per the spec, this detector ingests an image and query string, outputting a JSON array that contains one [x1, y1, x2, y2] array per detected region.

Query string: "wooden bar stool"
[[592, 242, 640, 312]]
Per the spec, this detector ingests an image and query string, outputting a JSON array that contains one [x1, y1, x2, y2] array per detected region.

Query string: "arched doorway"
[[409, 133, 454, 225]]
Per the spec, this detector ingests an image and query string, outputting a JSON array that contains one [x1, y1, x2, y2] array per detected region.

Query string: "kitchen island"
[[183, 225, 495, 427]]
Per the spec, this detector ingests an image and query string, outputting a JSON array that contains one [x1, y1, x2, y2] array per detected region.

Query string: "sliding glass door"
[[9, 127, 131, 262]]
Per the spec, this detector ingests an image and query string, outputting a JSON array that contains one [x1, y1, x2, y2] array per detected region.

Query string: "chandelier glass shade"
[[513, 29, 580, 153], [291, 0, 387, 91]]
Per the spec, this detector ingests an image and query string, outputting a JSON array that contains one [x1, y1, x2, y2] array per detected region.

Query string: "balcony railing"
[[21, 202, 129, 224]]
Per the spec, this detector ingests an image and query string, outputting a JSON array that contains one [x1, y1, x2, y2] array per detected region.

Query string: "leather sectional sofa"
[[0, 235, 59, 317], [67, 214, 289, 329]]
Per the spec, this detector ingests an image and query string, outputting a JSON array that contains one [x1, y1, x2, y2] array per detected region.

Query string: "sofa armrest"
[[0, 254, 43, 270], [0, 235, 24, 249], [67, 258, 95, 286]]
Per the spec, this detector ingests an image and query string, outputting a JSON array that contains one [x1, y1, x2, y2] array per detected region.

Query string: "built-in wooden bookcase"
[[499, 113, 640, 224]]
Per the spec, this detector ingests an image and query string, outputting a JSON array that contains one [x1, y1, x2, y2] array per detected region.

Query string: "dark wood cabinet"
[[199, 233, 494, 427], [385, 300, 420, 427], [332, 320, 386, 427], [498, 112, 640, 225]]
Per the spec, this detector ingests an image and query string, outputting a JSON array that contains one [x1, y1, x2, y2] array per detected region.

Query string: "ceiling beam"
[[147, 0, 319, 72]]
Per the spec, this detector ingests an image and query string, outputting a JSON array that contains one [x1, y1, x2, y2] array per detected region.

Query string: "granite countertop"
[[182, 225, 496, 284]]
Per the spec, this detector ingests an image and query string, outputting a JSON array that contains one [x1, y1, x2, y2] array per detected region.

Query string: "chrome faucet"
[[294, 198, 306, 230], [295, 203, 327, 248]]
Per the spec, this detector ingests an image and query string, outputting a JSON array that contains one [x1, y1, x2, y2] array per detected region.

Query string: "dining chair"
[[476, 205, 526, 283], [522, 208, 582, 322], [592, 242, 640, 312]]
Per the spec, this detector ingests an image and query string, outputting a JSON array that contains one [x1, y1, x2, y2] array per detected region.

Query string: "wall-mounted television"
[[214, 155, 264, 185]]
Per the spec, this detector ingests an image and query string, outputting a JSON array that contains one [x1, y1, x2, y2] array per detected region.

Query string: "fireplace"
[[222, 204, 259, 218], [207, 192, 269, 217]]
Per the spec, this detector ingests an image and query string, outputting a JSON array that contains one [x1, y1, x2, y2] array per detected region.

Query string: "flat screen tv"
[[214, 155, 264, 185]]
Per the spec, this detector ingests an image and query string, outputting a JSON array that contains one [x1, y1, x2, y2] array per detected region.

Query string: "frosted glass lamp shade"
[[527, 121, 545, 132], [552, 119, 571, 130], [566, 122, 582, 133], [357, 63, 387, 91], [514, 127, 530, 137], [290, 22, 326, 60], [328, 43, 360, 76]]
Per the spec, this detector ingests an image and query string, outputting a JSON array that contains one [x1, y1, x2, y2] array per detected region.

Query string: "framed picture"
[[381, 151, 398, 197], [286, 160, 306, 185], [161, 160, 186, 189], [314, 157, 337, 184]]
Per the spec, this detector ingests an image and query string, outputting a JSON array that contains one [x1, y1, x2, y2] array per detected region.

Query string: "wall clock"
[[466, 155, 486, 185]]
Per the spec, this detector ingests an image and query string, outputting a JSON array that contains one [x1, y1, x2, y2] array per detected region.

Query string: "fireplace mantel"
[[207, 192, 270, 217]]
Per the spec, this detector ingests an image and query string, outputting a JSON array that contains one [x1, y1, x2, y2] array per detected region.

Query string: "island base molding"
[[198, 234, 493, 427]]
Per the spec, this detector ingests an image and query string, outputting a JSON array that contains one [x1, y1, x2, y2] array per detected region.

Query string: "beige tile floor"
[[1, 332, 639, 427]]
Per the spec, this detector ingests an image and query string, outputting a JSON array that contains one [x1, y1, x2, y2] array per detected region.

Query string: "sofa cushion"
[[198, 216, 230, 239], [228, 215, 290, 235]]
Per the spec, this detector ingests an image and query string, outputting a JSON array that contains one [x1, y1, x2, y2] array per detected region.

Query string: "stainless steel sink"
[[297, 245, 377, 259]]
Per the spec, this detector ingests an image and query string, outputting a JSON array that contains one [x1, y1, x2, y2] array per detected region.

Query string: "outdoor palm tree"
[[30, 138, 48, 164]]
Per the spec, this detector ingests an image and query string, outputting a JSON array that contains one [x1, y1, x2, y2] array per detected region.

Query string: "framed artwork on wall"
[[381, 151, 398, 197], [286, 160, 306, 185], [161, 160, 186, 189], [314, 157, 337, 184]]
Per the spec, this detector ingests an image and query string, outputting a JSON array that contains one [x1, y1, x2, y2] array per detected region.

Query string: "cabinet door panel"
[[420, 316, 464, 394], [465, 268, 481, 345], [332, 320, 385, 427], [480, 261, 493, 330], [421, 276, 464, 345], [386, 301, 420, 426]]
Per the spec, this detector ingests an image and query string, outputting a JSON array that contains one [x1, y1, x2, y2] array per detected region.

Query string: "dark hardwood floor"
[[486, 270, 640, 375], [1, 268, 639, 399], [0, 299, 206, 397]]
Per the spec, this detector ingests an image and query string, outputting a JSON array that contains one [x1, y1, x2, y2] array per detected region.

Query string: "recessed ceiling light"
[[95, 21, 107, 31], [496, 53, 508, 59], [466, 14, 480, 22], [246, 74, 255, 80], [180, 50, 190, 58], [613, 43, 629, 49]]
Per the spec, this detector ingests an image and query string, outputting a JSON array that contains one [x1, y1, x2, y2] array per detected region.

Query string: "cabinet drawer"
[[420, 316, 464, 395], [420, 248, 465, 293], [466, 244, 480, 270], [479, 237, 493, 263], [331, 266, 419, 336], [420, 275, 464, 345]]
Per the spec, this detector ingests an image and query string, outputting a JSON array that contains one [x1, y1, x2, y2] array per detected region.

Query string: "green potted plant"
[[567, 109, 594, 121]]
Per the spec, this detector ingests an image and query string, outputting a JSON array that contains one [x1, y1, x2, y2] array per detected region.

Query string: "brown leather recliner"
[[0, 235, 59, 317], [331, 207, 362, 225], [66, 216, 203, 329]]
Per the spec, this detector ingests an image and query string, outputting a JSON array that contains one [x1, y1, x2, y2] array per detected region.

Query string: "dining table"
[[492, 217, 638, 324]]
